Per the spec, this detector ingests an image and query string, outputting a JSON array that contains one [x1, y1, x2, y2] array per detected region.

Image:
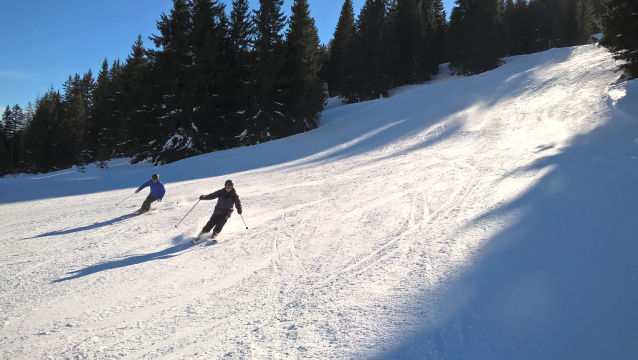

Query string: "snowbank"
[[609, 76, 638, 120]]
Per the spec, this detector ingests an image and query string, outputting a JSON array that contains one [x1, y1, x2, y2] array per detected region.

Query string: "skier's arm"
[[158, 184, 166, 199], [235, 195, 242, 214], [200, 189, 222, 200], [136, 180, 152, 193]]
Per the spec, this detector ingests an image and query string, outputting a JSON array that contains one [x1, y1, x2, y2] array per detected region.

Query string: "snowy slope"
[[1, 45, 637, 359]]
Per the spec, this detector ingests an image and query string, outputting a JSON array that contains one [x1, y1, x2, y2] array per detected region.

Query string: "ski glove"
[[158, 198, 162, 202], [237, 208, 242, 215], [135, 189, 140, 194], [199, 195, 205, 200]]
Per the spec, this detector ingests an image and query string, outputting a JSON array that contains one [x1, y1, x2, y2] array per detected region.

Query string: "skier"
[[194, 180, 242, 243], [135, 173, 165, 214]]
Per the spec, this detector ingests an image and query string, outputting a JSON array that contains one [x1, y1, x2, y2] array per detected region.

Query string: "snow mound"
[[608, 77, 638, 120]]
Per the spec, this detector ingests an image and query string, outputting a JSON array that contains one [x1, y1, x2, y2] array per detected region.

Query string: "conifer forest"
[[1, 0, 633, 176]]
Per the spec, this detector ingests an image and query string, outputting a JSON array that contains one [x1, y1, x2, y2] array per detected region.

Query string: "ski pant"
[[202, 213, 229, 235], [141, 195, 158, 211]]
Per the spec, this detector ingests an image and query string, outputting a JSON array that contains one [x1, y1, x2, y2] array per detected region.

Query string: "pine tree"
[[120, 35, 153, 158], [503, 0, 516, 55], [3, 104, 24, 140], [227, 0, 254, 145], [600, 0, 638, 79], [317, 43, 330, 84], [342, 0, 389, 103], [447, 0, 505, 75], [564, 0, 595, 45], [279, 0, 325, 137], [106, 59, 126, 158], [421, 0, 447, 74], [1, 106, 12, 138], [574, 0, 596, 44], [190, 0, 232, 151], [385, 0, 429, 86], [62, 74, 89, 167], [24, 102, 35, 127], [2, 105, 26, 172], [327, 0, 356, 96], [508, 0, 535, 55], [0, 129, 6, 176], [229, 0, 253, 55], [248, 0, 287, 143], [528, 0, 569, 50], [148, 0, 196, 163], [91, 58, 113, 167], [1, 106, 12, 173], [22, 88, 66, 173]]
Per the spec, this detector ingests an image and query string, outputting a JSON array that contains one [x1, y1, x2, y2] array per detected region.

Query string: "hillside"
[[1, 45, 637, 359]]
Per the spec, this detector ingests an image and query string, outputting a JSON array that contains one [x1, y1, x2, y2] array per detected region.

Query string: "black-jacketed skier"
[[196, 180, 242, 241], [135, 174, 165, 214]]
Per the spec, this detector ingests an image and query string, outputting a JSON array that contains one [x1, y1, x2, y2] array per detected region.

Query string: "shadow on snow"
[[375, 101, 638, 359], [51, 234, 194, 283], [26, 214, 138, 239]]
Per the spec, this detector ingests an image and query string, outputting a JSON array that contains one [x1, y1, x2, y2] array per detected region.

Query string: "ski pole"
[[239, 213, 248, 229], [116, 192, 136, 206], [175, 200, 200, 228]]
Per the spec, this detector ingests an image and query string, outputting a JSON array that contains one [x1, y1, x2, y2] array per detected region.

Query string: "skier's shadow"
[[52, 236, 191, 283], [27, 214, 136, 239]]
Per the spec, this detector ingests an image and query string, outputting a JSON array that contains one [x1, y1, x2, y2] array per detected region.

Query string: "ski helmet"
[[225, 180, 233, 187], [152, 174, 159, 180]]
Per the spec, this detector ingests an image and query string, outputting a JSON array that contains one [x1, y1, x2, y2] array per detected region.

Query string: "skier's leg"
[[140, 195, 157, 212], [202, 214, 221, 233], [212, 215, 229, 236]]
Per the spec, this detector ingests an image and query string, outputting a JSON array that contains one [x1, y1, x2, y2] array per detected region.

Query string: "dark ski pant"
[[202, 213, 229, 235], [141, 195, 158, 211]]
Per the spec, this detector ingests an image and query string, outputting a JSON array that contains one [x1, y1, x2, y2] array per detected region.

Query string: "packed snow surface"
[[1, 46, 637, 359]]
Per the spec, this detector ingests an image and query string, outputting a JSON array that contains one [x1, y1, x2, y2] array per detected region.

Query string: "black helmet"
[[225, 179, 233, 187], [152, 174, 159, 180]]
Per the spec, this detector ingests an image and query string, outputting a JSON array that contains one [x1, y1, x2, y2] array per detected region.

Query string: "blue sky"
[[0, 0, 454, 111]]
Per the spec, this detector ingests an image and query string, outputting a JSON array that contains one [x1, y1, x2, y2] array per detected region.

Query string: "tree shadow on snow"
[[375, 107, 638, 359], [51, 235, 192, 283], [26, 214, 137, 239]]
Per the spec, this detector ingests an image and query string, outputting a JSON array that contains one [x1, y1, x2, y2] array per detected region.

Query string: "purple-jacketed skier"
[[196, 180, 242, 240]]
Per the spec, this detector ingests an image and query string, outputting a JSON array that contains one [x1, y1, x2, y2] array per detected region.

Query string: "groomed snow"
[[1, 45, 637, 359]]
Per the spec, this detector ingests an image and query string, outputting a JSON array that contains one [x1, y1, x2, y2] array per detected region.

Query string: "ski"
[[121, 212, 141, 219], [190, 234, 218, 244]]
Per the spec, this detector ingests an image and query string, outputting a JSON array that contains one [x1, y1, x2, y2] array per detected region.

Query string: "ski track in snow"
[[1, 46, 638, 359]]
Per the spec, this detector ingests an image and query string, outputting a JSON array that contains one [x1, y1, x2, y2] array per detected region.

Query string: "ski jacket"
[[138, 180, 166, 200], [201, 188, 242, 216]]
